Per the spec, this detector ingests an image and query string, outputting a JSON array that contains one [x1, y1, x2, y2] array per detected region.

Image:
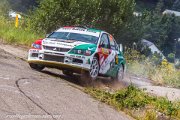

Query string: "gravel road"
[[0, 43, 132, 120], [0, 42, 179, 120]]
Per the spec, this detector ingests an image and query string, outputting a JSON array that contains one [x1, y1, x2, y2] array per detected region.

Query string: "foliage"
[[172, 0, 180, 11], [116, 15, 144, 46], [85, 85, 180, 120], [124, 47, 146, 63], [7, 0, 38, 13], [0, 0, 10, 16], [28, 0, 135, 35], [125, 48, 180, 88], [113, 86, 150, 109], [0, 16, 43, 46], [167, 53, 175, 62], [142, 10, 180, 56]]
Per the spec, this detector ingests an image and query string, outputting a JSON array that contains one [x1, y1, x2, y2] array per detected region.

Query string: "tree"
[[172, 0, 180, 11], [142, 8, 180, 56], [155, 0, 164, 14], [116, 15, 144, 46], [8, 0, 38, 12], [0, 0, 10, 16], [28, 0, 135, 36]]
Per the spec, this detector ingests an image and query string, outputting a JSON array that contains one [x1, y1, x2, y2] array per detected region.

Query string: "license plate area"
[[44, 54, 64, 62]]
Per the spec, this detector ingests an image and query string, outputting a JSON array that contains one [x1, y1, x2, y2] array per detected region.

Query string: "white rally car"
[[28, 26, 126, 80]]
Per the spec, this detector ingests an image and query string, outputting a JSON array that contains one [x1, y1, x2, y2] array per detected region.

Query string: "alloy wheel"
[[90, 58, 99, 79]]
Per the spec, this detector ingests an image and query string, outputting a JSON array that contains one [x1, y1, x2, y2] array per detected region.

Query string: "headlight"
[[71, 49, 93, 56], [85, 50, 92, 56], [32, 43, 41, 49]]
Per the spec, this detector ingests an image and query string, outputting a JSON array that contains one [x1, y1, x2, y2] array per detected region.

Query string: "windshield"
[[47, 32, 99, 44]]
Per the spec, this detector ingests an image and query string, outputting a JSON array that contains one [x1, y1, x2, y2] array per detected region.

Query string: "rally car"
[[28, 26, 126, 81]]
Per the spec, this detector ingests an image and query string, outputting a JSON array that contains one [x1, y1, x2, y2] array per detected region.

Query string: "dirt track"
[[0, 44, 132, 120], [0, 42, 179, 120]]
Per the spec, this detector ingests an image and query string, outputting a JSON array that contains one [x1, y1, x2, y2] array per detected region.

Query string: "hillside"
[[7, 0, 179, 13]]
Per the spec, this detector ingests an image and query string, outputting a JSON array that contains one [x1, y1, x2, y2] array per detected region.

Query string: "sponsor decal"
[[99, 54, 105, 65], [101, 48, 109, 55], [115, 54, 119, 64], [109, 34, 114, 41], [99, 51, 116, 74], [72, 27, 86, 31], [30, 49, 39, 53], [70, 55, 85, 59]]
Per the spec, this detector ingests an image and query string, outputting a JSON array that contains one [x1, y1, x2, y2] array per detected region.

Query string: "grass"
[[0, 16, 43, 46], [125, 49, 180, 88], [1, 12, 180, 120], [128, 60, 180, 88], [85, 86, 180, 120]]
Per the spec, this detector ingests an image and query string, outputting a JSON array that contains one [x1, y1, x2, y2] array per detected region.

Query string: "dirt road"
[[0, 44, 132, 120]]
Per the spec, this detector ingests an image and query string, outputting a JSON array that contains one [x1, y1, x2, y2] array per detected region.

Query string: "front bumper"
[[28, 49, 91, 73]]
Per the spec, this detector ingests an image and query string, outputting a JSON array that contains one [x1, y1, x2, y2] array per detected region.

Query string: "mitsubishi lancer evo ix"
[[28, 26, 126, 81]]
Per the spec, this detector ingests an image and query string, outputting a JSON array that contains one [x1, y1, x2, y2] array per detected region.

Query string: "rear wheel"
[[112, 64, 124, 82], [29, 63, 45, 71], [62, 70, 73, 76]]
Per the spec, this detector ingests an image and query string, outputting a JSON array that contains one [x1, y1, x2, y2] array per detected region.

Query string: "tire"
[[29, 63, 45, 71], [112, 64, 124, 82], [80, 57, 99, 85], [89, 57, 100, 80], [62, 70, 73, 76]]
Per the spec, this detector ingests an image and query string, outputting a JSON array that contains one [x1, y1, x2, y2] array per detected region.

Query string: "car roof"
[[56, 26, 104, 37]]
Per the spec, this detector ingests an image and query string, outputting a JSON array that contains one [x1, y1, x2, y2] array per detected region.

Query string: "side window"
[[114, 41, 119, 51], [109, 35, 116, 50], [99, 34, 110, 49], [110, 35, 119, 51]]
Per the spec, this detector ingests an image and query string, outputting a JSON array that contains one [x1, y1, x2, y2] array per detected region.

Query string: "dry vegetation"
[[125, 49, 180, 88], [0, 16, 43, 46], [85, 86, 180, 120]]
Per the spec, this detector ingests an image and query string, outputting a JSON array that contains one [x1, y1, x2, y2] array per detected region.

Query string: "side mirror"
[[46, 34, 50, 38], [119, 44, 123, 52]]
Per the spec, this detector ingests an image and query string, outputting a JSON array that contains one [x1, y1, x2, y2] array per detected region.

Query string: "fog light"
[[65, 57, 72, 63], [39, 54, 44, 59]]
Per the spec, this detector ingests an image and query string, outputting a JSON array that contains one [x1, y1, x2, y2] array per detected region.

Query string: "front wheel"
[[89, 57, 100, 80], [29, 63, 45, 71], [81, 57, 99, 84]]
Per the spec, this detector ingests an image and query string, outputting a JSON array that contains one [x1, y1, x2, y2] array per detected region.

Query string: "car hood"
[[42, 38, 91, 49]]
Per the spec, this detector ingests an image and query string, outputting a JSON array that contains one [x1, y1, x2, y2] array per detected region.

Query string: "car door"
[[98, 33, 112, 74], [105, 34, 120, 77]]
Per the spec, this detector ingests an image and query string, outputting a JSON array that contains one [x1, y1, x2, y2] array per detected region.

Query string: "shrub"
[[125, 48, 180, 88], [85, 86, 180, 119], [0, 16, 43, 46], [168, 53, 175, 63]]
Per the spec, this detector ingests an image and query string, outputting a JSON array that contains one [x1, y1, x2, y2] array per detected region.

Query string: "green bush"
[[125, 48, 180, 88], [168, 53, 175, 63], [0, 16, 43, 46], [85, 86, 180, 120], [28, 0, 135, 34]]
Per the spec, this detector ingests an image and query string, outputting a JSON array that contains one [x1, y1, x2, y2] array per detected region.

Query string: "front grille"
[[31, 53, 38, 57], [72, 58, 83, 64], [43, 46, 70, 52], [44, 54, 64, 62]]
